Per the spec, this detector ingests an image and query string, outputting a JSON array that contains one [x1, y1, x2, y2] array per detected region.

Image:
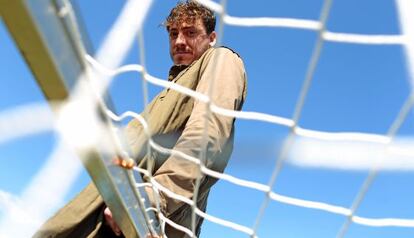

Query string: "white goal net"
[[1, 0, 414, 237]]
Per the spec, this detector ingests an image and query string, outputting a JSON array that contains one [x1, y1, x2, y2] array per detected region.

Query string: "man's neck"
[[168, 64, 189, 81]]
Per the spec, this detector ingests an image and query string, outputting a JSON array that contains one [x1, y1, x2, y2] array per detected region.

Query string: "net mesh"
[[1, 0, 414, 237]]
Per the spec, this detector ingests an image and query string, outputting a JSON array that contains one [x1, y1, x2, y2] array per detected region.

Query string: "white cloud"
[[0, 190, 18, 211], [287, 137, 414, 171], [0, 140, 84, 238], [0, 103, 54, 144], [0, 190, 42, 238]]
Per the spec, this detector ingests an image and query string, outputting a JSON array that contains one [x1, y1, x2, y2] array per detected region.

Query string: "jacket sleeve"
[[149, 48, 247, 217]]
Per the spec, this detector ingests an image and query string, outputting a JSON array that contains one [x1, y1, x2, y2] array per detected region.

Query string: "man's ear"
[[209, 31, 217, 46]]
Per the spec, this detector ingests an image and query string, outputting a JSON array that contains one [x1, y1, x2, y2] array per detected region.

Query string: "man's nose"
[[175, 32, 186, 46]]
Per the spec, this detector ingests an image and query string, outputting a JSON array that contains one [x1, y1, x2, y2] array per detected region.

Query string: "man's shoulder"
[[216, 46, 241, 58], [188, 46, 245, 76], [199, 46, 243, 67], [207, 46, 242, 59]]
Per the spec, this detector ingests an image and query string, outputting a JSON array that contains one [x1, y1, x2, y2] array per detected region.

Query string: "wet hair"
[[165, 1, 216, 34]]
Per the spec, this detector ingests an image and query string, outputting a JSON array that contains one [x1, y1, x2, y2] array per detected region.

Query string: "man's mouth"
[[175, 51, 191, 56]]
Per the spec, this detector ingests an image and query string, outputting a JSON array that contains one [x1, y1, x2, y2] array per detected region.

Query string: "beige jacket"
[[33, 47, 247, 238]]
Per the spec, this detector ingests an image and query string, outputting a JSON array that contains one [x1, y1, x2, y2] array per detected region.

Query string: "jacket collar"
[[168, 65, 189, 81]]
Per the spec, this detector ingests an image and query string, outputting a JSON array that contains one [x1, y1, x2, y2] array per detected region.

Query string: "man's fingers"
[[104, 207, 122, 236], [113, 156, 135, 169]]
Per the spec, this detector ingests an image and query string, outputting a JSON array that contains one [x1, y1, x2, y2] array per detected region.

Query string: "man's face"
[[168, 19, 216, 65]]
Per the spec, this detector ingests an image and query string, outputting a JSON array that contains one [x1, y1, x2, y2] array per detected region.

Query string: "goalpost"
[[1, 0, 414, 237], [0, 0, 160, 237]]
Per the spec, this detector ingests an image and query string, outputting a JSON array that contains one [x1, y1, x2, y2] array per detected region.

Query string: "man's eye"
[[186, 30, 197, 37], [169, 32, 178, 38]]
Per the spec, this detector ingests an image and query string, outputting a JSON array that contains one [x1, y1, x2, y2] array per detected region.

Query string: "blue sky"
[[1, 0, 414, 237]]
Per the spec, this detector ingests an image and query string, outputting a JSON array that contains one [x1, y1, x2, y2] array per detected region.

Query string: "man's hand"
[[104, 206, 161, 238], [104, 206, 122, 236]]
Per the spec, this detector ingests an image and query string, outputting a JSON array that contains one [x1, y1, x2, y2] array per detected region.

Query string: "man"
[[34, 1, 246, 237]]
